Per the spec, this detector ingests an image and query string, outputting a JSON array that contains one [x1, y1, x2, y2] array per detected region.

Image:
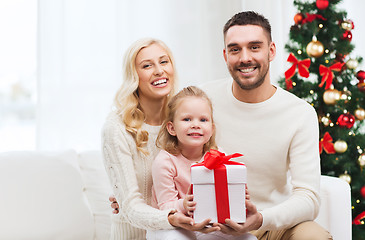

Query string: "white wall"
[[37, 0, 365, 151]]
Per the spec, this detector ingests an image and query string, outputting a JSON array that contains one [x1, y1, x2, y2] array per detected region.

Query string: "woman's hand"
[[109, 195, 119, 214], [168, 211, 220, 234]]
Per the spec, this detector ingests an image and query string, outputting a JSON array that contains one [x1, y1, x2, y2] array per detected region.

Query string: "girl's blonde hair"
[[114, 38, 178, 154], [156, 86, 217, 155]]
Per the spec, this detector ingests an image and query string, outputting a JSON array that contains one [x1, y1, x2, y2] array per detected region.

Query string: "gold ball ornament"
[[334, 140, 348, 153], [359, 154, 365, 167], [306, 39, 324, 58], [323, 89, 340, 105], [346, 59, 359, 69], [355, 108, 365, 121], [341, 20, 353, 31], [339, 173, 351, 184]]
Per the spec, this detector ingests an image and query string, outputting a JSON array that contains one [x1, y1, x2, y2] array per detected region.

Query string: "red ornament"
[[337, 113, 355, 128], [361, 186, 365, 199], [342, 30, 352, 41], [316, 0, 329, 10], [335, 53, 346, 63], [358, 82, 365, 93], [294, 13, 304, 24], [356, 70, 365, 82]]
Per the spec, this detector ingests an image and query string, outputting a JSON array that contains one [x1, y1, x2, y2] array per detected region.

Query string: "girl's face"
[[135, 43, 174, 101], [167, 96, 214, 151]]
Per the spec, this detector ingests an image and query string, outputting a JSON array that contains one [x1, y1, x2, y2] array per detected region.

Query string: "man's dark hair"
[[223, 11, 272, 41]]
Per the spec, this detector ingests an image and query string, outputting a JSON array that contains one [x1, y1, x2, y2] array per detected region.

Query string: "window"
[[0, 0, 37, 151]]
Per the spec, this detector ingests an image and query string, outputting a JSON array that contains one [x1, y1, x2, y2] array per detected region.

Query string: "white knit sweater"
[[201, 78, 321, 231], [102, 111, 174, 240]]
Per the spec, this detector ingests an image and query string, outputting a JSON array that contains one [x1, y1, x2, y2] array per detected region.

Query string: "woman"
[[102, 38, 218, 240]]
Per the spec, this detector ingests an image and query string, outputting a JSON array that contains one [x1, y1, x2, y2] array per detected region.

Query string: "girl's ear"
[[166, 121, 177, 136]]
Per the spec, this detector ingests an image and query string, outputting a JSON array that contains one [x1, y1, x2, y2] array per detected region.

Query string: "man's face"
[[223, 25, 276, 90]]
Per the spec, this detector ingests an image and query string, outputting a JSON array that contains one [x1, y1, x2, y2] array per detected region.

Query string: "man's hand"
[[168, 211, 220, 234], [213, 200, 262, 236], [109, 195, 119, 214]]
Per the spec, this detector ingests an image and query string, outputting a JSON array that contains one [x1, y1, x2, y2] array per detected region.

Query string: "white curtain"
[[37, 0, 365, 151]]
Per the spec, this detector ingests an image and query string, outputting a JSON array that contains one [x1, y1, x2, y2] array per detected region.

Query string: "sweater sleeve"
[[152, 151, 186, 214], [260, 105, 321, 230], [101, 116, 174, 230]]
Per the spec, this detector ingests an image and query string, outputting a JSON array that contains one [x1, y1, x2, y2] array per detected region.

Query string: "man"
[[200, 11, 332, 240]]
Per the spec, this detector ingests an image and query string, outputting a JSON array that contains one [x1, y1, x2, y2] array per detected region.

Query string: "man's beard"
[[230, 63, 269, 90]]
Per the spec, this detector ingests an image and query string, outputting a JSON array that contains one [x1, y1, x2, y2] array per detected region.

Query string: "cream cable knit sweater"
[[201, 78, 321, 231], [102, 111, 174, 240]]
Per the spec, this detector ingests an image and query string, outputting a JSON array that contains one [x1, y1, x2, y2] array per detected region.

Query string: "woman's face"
[[135, 43, 174, 101]]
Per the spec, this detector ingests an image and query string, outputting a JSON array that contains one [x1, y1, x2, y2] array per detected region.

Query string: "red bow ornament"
[[353, 211, 365, 225], [319, 132, 335, 154], [302, 13, 327, 24], [285, 53, 311, 80], [319, 62, 344, 89]]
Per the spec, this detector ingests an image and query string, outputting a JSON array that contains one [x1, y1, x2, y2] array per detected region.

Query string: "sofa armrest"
[[315, 175, 352, 240]]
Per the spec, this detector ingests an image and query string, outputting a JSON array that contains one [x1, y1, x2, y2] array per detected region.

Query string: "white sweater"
[[201, 78, 321, 230], [102, 111, 174, 240]]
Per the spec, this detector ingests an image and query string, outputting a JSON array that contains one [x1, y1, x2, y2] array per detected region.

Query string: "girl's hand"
[[245, 185, 250, 200], [183, 185, 196, 216]]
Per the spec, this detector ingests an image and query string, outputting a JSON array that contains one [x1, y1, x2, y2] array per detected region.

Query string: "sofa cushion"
[[0, 150, 94, 240], [78, 151, 112, 240]]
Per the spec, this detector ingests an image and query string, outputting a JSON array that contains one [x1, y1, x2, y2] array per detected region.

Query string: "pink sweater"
[[151, 150, 204, 214]]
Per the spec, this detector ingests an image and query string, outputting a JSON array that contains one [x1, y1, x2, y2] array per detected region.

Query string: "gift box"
[[191, 149, 246, 224]]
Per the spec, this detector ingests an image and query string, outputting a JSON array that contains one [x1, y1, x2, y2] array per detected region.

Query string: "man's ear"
[[166, 121, 177, 136], [223, 48, 228, 63], [269, 41, 276, 62]]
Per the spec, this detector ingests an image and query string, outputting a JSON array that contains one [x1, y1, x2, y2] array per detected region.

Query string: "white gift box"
[[191, 163, 247, 224]]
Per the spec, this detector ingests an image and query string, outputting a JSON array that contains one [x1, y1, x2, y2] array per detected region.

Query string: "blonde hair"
[[156, 86, 217, 155], [114, 38, 178, 154]]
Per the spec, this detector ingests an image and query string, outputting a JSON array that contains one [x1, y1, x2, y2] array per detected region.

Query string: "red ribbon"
[[319, 132, 335, 154], [353, 211, 365, 225], [194, 149, 244, 223], [285, 53, 311, 80], [285, 79, 293, 91], [318, 62, 344, 89], [302, 13, 327, 24]]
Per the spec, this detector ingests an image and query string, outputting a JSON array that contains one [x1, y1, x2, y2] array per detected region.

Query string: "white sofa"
[[0, 150, 352, 240]]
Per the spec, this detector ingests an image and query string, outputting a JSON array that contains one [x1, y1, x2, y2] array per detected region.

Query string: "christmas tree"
[[278, 0, 365, 239]]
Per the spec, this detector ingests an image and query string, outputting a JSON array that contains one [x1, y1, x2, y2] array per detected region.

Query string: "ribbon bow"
[[318, 62, 344, 89], [353, 211, 365, 225], [319, 132, 335, 154], [203, 149, 243, 169], [302, 13, 327, 24], [285, 53, 311, 80]]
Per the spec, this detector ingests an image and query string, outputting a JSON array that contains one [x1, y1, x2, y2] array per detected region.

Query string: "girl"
[[102, 39, 217, 240], [147, 86, 257, 240]]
